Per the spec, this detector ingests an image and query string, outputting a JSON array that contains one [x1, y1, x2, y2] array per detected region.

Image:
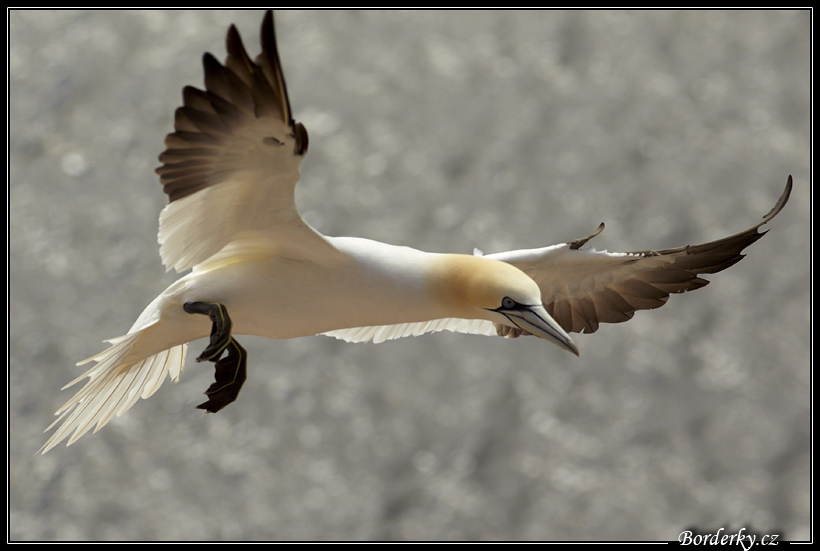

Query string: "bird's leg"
[[183, 301, 233, 361], [183, 302, 248, 413]]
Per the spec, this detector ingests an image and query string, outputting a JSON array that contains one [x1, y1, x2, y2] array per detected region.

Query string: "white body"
[[147, 235, 500, 351]]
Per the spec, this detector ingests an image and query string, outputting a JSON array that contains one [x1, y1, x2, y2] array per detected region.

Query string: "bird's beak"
[[501, 304, 579, 356]]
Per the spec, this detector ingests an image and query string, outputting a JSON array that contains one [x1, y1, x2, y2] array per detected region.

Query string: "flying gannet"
[[40, 11, 792, 453]]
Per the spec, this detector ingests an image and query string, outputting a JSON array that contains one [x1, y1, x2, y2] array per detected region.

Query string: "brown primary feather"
[[502, 176, 792, 336], [156, 10, 306, 205]]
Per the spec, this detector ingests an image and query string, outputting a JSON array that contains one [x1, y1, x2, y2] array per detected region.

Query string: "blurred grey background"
[[9, 9, 809, 541]]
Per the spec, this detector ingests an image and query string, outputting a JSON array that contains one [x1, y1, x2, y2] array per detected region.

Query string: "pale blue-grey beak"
[[499, 303, 579, 356]]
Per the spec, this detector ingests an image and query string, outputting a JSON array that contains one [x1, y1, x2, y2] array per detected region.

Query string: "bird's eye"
[[501, 297, 517, 309]]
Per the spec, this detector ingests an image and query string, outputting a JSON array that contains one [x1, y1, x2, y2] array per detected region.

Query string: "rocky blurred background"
[[10, 10, 810, 541]]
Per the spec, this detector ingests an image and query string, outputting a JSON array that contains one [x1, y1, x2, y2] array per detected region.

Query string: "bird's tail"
[[40, 327, 187, 454]]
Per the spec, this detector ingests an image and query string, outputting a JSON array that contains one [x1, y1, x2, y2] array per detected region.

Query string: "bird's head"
[[431, 255, 579, 356]]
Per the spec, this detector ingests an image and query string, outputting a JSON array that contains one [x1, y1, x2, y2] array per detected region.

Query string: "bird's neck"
[[326, 237, 485, 326]]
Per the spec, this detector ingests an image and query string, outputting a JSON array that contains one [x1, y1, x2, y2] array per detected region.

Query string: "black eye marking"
[[263, 136, 284, 146], [501, 297, 516, 309]]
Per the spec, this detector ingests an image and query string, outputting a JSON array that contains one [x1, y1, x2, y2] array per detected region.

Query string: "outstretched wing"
[[156, 10, 328, 273], [486, 177, 792, 335]]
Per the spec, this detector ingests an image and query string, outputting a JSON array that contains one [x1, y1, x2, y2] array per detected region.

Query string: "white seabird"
[[40, 11, 792, 453]]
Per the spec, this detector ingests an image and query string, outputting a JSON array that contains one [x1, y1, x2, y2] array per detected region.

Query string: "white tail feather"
[[40, 332, 187, 454]]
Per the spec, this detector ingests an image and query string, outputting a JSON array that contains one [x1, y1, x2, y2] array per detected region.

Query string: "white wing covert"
[[155, 11, 322, 273]]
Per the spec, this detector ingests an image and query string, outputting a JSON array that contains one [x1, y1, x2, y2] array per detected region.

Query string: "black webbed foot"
[[183, 302, 248, 413], [196, 337, 247, 413]]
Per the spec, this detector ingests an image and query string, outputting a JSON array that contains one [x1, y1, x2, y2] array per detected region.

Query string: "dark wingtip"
[[257, 9, 299, 134], [761, 175, 792, 225], [225, 23, 242, 52], [261, 10, 276, 59]]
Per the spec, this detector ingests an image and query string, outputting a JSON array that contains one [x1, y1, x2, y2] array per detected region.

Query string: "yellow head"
[[429, 254, 578, 355]]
